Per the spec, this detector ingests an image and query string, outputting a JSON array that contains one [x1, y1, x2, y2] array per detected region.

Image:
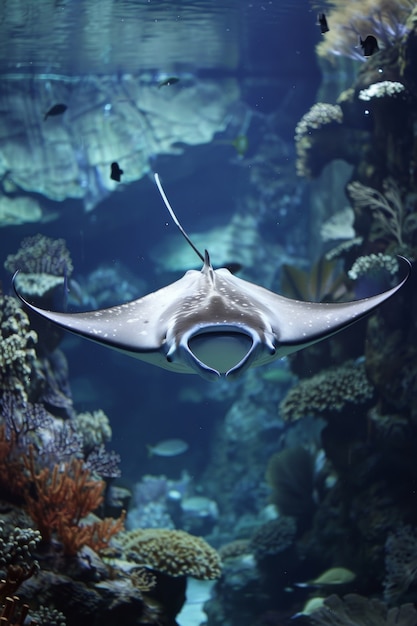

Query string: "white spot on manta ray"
[[11, 174, 411, 381]]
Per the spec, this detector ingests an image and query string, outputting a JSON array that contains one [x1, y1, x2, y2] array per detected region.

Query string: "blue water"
[[1, 1, 415, 625]]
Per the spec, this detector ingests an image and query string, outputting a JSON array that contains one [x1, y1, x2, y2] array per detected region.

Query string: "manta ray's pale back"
[[13, 175, 411, 381]]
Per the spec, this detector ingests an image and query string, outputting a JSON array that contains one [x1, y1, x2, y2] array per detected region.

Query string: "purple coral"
[[85, 446, 121, 478], [1, 391, 53, 447]]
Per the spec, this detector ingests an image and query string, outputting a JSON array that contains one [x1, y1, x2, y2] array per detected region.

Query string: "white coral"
[[358, 81, 405, 101]]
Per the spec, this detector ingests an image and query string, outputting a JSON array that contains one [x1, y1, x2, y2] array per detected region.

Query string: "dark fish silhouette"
[[317, 13, 329, 34], [360, 35, 379, 56], [110, 162, 124, 182], [158, 77, 180, 88], [44, 103, 67, 121]]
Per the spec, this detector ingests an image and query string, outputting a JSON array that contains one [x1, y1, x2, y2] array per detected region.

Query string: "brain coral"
[[118, 528, 222, 580], [279, 361, 374, 422]]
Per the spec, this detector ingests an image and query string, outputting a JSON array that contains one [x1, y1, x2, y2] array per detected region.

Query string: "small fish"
[[231, 135, 249, 157], [292, 597, 325, 619], [44, 103, 67, 121], [360, 35, 379, 56], [147, 438, 189, 457], [214, 135, 249, 158], [295, 566, 356, 588], [158, 76, 180, 88], [110, 162, 124, 182], [317, 13, 329, 34]]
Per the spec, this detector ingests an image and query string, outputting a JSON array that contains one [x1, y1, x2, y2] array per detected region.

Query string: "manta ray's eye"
[[188, 332, 253, 373]]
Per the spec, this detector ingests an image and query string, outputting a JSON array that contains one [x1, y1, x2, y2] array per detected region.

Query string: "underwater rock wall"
[[0, 74, 239, 221]]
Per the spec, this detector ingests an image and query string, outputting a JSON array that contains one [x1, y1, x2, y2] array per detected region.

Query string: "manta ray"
[[13, 174, 410, 381]]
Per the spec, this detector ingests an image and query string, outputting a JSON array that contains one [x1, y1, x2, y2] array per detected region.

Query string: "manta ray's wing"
[[12, 257, 410, 380], [218, 257, 410, 363], [13, 271, 206, 374]]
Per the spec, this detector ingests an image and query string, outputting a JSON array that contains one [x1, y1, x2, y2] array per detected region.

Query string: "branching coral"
[[75, 410, 120, 477], [315, 0, 414, 61], [347, 178, 417, 248], [1, 391, 53, 449], [85, 446, 121, 479], [118, 528, 222, 580], [308, 592, 417, 626], [279, 361, 374, 422], [23, 448, 125, 556]]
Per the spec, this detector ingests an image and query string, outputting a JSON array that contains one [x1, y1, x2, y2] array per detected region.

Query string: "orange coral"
[[56, 511, 126, 556], [23, 448, 104, 542], [23, 448, 125, 556]]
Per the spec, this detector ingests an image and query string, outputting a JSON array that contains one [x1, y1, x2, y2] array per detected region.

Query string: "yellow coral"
[[119, 528, 222, 580]]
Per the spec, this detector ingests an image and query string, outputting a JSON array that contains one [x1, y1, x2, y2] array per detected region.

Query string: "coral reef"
[[218, 539, 251, 561], [0, 521, 41, 598], [0, 293, 38, 404], [5, 234, 73, 299], [309, 593, 417, 626], [294, 103, 344, 177], [74, 409, 112, 454], [315, 0, 414, 61], [5, 234, 73, 277], [384, 525, 417, 604], [249, 517, 296, 561], [347, 253, 399, 280], [118, 528, 222, 580], [23, 448, 125, 556], [279, 361, 374, 422]]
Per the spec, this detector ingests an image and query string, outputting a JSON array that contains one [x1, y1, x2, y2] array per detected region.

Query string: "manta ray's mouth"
[[172, 324, 274, 381], [188, 331, 253, 375]]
